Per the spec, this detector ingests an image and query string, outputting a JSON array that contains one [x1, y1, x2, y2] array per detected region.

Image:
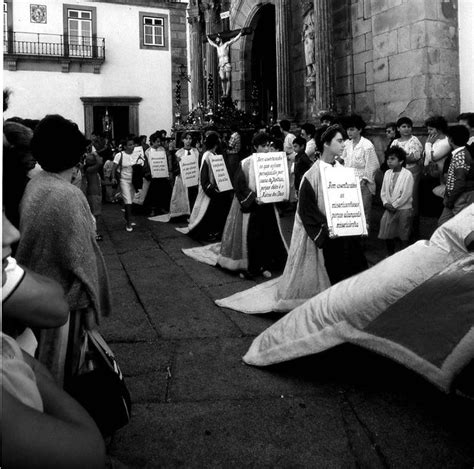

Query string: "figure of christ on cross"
[[207, 30, 243, 98]]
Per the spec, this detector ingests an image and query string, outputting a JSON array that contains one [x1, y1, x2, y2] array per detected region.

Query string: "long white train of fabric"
[[243, 205, 474, 393]]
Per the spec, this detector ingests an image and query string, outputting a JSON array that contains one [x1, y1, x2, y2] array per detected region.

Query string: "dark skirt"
[[247, 203, 288, 274], [145, 178, 172, 212]]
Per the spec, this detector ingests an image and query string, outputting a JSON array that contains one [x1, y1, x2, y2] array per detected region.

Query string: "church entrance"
[[250, 4, 277, 125]]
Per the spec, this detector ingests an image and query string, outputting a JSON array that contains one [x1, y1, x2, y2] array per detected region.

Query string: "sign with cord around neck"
[[320, 165, 367, 237], [148, 148, 169, 179]]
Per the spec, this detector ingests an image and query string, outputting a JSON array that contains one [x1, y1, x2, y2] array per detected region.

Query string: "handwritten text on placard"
[[321, 166, 367, 237], [253, 152, 289, 203], [149, 149, 169, 179], [209, 154, 233, 192], [179, 153, 199, 187]]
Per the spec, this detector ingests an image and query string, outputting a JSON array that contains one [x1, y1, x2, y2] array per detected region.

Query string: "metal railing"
[[4, 31, 105, 60]]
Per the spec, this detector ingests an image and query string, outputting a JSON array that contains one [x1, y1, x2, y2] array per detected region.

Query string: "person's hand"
[[384, 203, 396, 212], [328, 226, 338, 239], [255, 197, 264, 205], [427, 133, 437, 144]]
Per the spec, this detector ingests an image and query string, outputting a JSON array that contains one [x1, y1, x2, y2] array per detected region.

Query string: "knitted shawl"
[[16, 171, 111, 322]]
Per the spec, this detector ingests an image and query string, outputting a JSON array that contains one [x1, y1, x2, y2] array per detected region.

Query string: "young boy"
[[438, 125, 474, 226], [292, 136, 313, 194]]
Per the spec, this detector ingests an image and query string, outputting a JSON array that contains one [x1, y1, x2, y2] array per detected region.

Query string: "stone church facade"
[[187, 0, 469, 129]]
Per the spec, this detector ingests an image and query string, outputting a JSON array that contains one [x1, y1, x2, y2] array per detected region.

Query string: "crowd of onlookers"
[[2, 78, 474, 466]]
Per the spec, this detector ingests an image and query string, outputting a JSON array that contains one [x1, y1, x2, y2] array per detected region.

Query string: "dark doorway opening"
[[251, 4, 277, 125], [93, 106, 129, 141]]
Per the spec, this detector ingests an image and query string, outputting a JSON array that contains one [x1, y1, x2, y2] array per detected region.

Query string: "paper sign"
[[179, 152, 199, 188], [148, 149, 169, 179], [252, 152, 289, 203], [209, 154, 233, 192], [320, 165, 368, 237]]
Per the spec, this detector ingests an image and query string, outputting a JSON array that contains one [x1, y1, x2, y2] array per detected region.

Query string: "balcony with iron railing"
[[4, 31, 106, 72]]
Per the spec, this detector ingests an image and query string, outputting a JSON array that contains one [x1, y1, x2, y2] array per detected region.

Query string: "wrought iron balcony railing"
[[4, 31, 105, 60]]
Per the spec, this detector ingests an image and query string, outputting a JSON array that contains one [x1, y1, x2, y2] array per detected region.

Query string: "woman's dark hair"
[[386, 145, 407, 163], [446, 125, 470, 147], [320, 113, 335, 125], [270, 125, 283, 140], [181, 132, 194, 143], [270, 138, 283, 151], [31, 115, 87, 172], [205, 132, 220, 150], [345, 114, 366, 131], [320, 125, 344, 151], [424, 115, 448, 133], [396, 116, 413, 128], [301, 123, 316, 139], [457, 112, 474, 128], [150, 131, 161, 144], [252, 132, 270, 149], [280, 119, 291, 132]]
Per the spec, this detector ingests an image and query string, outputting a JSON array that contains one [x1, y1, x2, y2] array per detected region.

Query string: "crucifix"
[[205, 22, 252, 98]]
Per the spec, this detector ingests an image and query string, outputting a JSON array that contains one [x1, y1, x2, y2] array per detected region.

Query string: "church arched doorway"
[[249, 4, 277, 125]]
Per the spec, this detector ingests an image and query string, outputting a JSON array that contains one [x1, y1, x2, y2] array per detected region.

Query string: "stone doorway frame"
[[80, 96, 142, 138]]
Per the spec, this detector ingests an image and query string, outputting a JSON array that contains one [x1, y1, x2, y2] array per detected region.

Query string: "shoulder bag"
[[66, 329, 132, 436]]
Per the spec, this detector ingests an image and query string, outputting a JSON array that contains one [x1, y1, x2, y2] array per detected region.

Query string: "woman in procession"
[[297, 124, 368, 285], [171, 132, 200, 218], [111, 135, 145, 232], [144, 131, 173, 217], [217, 132, 288, 279], [181, 132, 232, 241]]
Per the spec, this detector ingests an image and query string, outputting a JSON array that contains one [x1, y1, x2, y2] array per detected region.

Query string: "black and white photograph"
[[2, 0, 474, 467]]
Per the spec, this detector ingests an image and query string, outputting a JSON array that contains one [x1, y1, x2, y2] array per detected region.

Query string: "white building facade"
[[3, 0, 188, 139]]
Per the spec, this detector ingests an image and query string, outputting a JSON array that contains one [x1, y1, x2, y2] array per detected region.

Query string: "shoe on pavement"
[[262, 270, 272, 279], [125, 225, 133, 232]]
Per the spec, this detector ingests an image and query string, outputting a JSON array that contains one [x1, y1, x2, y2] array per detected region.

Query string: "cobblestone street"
[[98, 204, 473, 468]]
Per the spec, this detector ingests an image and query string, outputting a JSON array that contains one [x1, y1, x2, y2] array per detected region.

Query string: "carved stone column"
[[202, 1, 218, 104], [275, 0, 291, 119], [313, 0, 335, 112], [187, 11, 204, 108]]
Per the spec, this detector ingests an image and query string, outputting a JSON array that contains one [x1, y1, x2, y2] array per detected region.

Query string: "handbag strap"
[[87, 329, 123, 377]]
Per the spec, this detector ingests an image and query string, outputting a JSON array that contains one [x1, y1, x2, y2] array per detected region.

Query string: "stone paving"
[[98, 203, 473, 468]]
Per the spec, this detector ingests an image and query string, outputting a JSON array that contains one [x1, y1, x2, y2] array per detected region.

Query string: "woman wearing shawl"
[[178, 132, 232, 241], [16, 115, 111, 386]]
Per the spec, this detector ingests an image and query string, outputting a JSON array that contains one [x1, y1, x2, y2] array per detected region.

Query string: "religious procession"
[[2, 0, 474, 467]]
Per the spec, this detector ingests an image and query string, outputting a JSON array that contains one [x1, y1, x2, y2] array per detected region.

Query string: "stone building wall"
[[333, 0, 459, 127]]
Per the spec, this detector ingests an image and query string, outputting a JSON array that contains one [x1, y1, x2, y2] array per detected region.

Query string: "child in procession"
[[378, 146, 414, 255]]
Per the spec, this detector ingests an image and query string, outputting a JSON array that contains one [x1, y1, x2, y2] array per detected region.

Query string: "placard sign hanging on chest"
[[252, 152, 290, 203], [149, 149, 169, 179], [321, 166, 368, 237], [209, 154, 233, 192], [179, 152, 199, 188]]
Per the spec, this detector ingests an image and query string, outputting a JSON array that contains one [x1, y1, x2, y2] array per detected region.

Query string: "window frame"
[[4, 0, 13, 53], [63, 4, 97, 58], [139, 11, 168, 51]]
